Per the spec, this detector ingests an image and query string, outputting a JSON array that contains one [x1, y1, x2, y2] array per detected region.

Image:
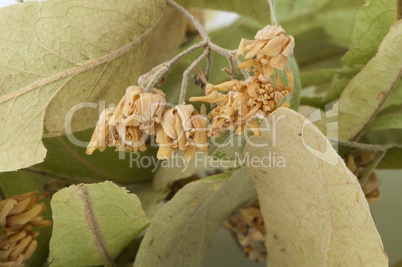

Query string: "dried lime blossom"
[[190, 70, 293, 137], [224, 201, 267, 262], [0, 191, 52, 266], [156, 104, 208, 161], [237, 25, 294, 82], [346, 153, 381, 204], [86, 86, 166, 154]]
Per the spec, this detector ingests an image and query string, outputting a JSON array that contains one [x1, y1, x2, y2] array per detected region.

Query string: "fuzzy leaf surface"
[[134, 169, 256, 267], [245, 108, 387, 266], [0, 0, 165, 172], [49, 181, 149, 266], [337, 20, 402, 141]]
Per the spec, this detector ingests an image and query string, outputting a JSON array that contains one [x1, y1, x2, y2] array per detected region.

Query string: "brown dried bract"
[[0, 191, 52, 266], [86, 86, 166, 154], [156, 104, 208, 161], [236, 25, 294, 82]]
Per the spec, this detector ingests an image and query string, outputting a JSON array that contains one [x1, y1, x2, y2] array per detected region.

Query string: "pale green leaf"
[[141, 6, 187, 74], [245, 108, 387, 266], [134, 169, 257, 267], [0, 0, 165, 172], [153, 151, 207, 191], [31, 129, 158, 183], [337, 20, 402, 141], [342, 0, 397, 67], [127, 182, 169, 219], [49, 181, 149, 267]]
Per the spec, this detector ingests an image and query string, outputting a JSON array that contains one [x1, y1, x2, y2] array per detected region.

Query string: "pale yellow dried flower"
[[86, 86, 166, 154], [156, 104, 208, 161], [237, 25, 294, 82], [0, 192, 52, 266]]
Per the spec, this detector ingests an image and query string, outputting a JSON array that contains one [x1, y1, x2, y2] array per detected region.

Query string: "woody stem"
[[359, 151, 385, 186], [167, 0, 210, 42], [143, 40, 207, 92], [179, 48, 211, 104]]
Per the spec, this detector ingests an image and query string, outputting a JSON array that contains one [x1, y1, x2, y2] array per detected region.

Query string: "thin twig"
[[143, 40, 207, 92], [359, 151, 385, 186], [328, 138, 402, 151], [179, 48, 210, 104], [397, 0, 402, 20], [209, 44, 250, 78], [266, 0, 278, 26], [205, 49, 213, 82], [167, 0, 210, 41], [227, 56, 237, 80]]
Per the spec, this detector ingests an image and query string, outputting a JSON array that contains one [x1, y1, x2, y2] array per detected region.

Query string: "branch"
[[359, 151, 385, 186], [328, 137, 402, 151], [179, 48, 211, 104]]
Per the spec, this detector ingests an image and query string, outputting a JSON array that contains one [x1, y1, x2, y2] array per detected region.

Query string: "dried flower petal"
[[87, 85, 166, 154], [0, 192, 52, 266], [156, 104, 207, 161], [236, 25, 294, 82]]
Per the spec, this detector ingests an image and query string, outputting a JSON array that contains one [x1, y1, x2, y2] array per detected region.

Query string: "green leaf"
[[316, 7, 357, 47], [342, 0, 398, 67], [378, 148, 402, 169], [0, 0, 165, 172], [244, 108, 387, 266], [127, 182, 169, 219], [49, 181, 149, 267], [0, 171, 53, 267], [153, 151, 207, 191], [141, 6, 187, 73], [31, 128, 158, 183], [337, 20, 402, 141], [134, 169, 256, 267], [368, 104, 402, 130]]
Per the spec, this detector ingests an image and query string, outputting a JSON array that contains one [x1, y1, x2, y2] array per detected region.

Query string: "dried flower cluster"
[[87, 87, 208, 161], [156, 104, 208, 161], [346, 153, 381, 204], [224, 201, 267, 262], [0, 191, 52, 266], [87, 86, 166, 154], [87, 24, 295, 159], [190, 69, 293, 137], [237, 25, 294, 82]]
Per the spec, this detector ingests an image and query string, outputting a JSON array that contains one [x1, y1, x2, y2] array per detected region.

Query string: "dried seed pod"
[[156, 104, 208, 161], [0, 191, 52, 266], [86, 86, 166, 154], [237, 25, 294, 82]]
